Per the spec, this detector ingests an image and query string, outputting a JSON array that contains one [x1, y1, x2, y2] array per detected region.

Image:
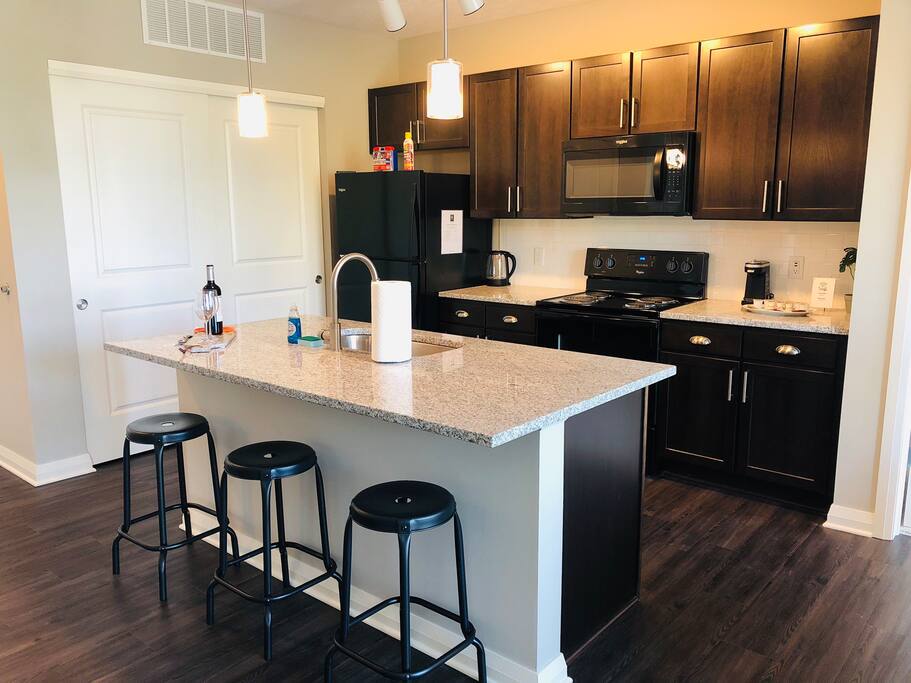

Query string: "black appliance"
[[537, 248, 708, 458], [742, 259, 773, 304], [334, 171, 492, 330], [485, 250, 517, 286], [561, 132, 695, 216]]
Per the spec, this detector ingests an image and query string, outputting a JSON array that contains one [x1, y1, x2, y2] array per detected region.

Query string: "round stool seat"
[[225, 441, 317, 480], [126, 412, 209, 445], [350, 481, 456, 534]]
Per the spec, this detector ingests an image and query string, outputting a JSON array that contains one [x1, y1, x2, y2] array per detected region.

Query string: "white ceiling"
[[252, 0, 594, 38]]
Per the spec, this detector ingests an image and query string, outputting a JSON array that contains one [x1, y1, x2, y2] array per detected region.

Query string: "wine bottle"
[[204, 264, 223, 335]]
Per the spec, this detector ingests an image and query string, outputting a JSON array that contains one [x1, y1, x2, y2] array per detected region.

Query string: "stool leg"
[[154, 442, 169, 602], [207, 432, 239, 560], [274, 479, 291, 590], [398, 531, 413, 675], [323, 645, 336, 683], [112, 438, 131, 575], [454, 513, 488, 682], [176, 443, 192, 541], [207, 471, 228, 626], [261, 478, 274, 661], [314, 464, 334, 572], [339, 517, 353, 642]]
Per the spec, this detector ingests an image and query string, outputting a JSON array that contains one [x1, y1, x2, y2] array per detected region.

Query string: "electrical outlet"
[[534, 246, 545, 266], [789, 255, 805, 279]]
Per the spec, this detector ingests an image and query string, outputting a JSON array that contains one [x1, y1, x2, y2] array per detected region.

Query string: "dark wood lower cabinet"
[[438, 298, 538, 345]]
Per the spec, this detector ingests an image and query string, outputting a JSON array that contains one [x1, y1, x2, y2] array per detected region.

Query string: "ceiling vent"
[[141, 0, 266, 63]]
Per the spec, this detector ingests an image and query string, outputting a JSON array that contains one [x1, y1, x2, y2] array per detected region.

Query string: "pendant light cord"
[[242, 0, 254, 93], [442, 0, 448, 60]]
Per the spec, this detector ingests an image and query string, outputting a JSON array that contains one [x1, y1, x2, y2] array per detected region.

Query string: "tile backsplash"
[[497, 217, 859, 307]]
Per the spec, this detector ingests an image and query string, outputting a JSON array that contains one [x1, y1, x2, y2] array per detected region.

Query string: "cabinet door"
[[368, 83, 417, 151], [738, 363, 837, 493], [774, 17, 878, 221], [469, 69, 518, 218], [657, 352, 740, 471], [486, 328, 537, 346], [694, 30, 785, 220], [517, 62, 571, 218], [570, 52, 631, 138], [416, 78, 471, 150], [631, 42, 698, 133]]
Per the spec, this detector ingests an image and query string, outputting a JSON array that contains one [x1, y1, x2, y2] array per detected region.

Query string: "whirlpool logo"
[[615, 139, 629, 145]]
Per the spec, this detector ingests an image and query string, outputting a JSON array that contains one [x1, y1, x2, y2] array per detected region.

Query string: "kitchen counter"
[[661, 299, 851, 335], [106, 316, 672, 448], [438, 284, 578, 307], [105, 315, 671, 681]]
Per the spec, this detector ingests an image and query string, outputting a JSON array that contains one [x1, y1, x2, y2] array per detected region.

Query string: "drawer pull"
[[502, 315, 519, 324], [776, 344, 801, 356], [689, 335, 712, 346], [455, 310, 470, 319]]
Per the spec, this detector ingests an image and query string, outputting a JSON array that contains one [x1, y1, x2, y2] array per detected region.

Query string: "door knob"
[[315, 275, 323, 284], [0, 284, 10, 296], [76, 299, 88, 310]]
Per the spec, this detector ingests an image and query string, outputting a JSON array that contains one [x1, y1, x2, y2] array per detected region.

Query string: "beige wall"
[[0, 0, 398, 469], [0, 157, 37, 465]]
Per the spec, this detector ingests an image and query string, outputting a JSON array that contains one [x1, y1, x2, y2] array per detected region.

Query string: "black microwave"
[[561, 131, 695, 216]]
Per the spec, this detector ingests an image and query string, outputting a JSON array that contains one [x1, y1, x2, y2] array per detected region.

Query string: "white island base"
[[177, 370, 644, 683]]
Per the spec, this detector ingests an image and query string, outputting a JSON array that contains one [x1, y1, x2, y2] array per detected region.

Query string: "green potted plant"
[[839, 246, 857, 313]]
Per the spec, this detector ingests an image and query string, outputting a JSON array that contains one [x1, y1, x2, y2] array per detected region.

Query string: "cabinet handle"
[[775, 344, 800, 356], [556, 333, 562, 350], [507, 186, 512, 213], [727, 369, 733, 402], [502, 315, 518, 324], [741, 370, 749, 403], [516, 186, 521, 213], [689, 335, 712, 346], [409, 120, 414, 139], [761, 180, 769, 213], [455, 309, 470, 318], [777, 179, 783, 213], [619, 98, 627, 129], [631, 97, 639, 128]]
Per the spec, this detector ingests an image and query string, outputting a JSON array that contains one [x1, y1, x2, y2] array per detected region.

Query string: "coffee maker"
[[742, 260, 773, 304]]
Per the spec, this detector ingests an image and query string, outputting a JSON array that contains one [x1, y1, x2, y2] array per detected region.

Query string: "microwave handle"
[[652, 148, 666, 200]]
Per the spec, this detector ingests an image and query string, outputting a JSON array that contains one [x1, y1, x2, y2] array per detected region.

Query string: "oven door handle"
[[653, 148, 666, 200]]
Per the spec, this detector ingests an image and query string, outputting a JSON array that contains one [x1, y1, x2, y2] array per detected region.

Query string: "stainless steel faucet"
[[329, 252, 380, 351]]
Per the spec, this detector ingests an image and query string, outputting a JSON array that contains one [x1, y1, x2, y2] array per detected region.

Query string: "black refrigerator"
[[334, 171, 492, 331]]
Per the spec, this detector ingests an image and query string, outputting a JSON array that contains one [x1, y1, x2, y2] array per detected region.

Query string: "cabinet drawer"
[[487, 329, 537, 346], [485, 303, 536, 334], [661, 322, 742, 358], [440, 298, 485, 326], [743, 330, 839, 370], [439, 322, 483, 338]]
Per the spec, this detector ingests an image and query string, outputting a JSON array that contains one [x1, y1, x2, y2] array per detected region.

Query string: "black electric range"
[[536, 248, 709, 361]]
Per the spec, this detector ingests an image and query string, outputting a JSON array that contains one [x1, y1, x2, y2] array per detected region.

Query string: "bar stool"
[[111, 412, 239, 602], [325, 480, 487, 682], [206, 440, 339, 661]]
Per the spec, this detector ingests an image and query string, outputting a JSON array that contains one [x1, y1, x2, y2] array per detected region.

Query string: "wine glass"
[[194, 289, 219, 343]]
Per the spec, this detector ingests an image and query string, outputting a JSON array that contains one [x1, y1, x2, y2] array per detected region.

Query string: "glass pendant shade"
[[426, 58, 464, 120], [237, 92, 268, 138]]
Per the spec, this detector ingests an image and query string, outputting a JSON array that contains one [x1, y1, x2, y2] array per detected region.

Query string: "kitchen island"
[[106, 317, 674, 683]]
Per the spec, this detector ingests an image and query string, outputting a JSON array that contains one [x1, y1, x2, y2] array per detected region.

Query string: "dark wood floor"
[[2, 455, 910, 681]]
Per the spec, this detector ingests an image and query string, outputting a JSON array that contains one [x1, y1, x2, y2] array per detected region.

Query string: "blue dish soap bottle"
[[288, 305, 302, 344]]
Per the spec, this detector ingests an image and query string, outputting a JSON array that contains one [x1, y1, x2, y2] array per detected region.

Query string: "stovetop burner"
[[622, 296, 680, 310], [559, 292, 612, 305]]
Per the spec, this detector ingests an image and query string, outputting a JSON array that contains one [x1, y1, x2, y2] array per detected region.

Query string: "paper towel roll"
[[371, 280, 412, 363]]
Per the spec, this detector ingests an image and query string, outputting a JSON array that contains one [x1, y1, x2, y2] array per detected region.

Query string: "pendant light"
[[426, 0, 463, 120], [378, 0, 406, 32], [237, 0, 267, 138]]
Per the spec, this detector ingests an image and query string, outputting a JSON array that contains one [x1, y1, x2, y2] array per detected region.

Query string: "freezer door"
[[335, 259, 423, 326], [335, 171, 422, 260]]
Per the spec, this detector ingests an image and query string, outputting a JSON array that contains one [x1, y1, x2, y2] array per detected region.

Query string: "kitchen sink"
[[338, 332, 455, 358]]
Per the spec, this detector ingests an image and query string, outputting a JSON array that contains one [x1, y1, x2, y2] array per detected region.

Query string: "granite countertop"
[[439, 284, 578, 307], [661, 299, 850, 335], [105, 316, 673, 448]]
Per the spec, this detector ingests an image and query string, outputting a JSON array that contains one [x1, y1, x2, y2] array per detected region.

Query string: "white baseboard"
[[187, 509, 571, 683], [0, 445, 95, 487], [823, 504, 875, 537]]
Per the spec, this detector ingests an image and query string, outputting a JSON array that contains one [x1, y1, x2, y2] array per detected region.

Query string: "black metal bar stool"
[[111, 412, 239, 602], [325, 480, 487, 682], [206, 440, 339, 661]]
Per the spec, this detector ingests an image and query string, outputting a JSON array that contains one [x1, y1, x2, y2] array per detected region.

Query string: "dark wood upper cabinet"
[[570, 52, 631, 138], [518, 62, 571, 218], [416, 78, 471, 150], [367, 83, 417, 151], [631, 42, 699, 133], [469, 69, 518, 218], [694, 29, 785, 220], [774, 17, 879, 221]]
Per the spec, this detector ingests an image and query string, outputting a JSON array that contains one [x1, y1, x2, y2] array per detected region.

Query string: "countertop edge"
[[104, 342, 675, 448], [660, 304, 850, 336]]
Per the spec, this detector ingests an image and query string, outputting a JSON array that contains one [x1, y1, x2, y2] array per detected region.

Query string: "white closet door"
[[51, 75, 325, 464]]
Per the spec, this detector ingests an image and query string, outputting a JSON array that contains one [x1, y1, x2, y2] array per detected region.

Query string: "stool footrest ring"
[[116, 502, 231, 552]]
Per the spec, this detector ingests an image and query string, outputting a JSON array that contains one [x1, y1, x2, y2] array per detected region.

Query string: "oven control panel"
[[585, 248, 709, 283]]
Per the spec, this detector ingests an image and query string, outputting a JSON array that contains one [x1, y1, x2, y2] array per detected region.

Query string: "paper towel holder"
[[329, 253, 380, 352]]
